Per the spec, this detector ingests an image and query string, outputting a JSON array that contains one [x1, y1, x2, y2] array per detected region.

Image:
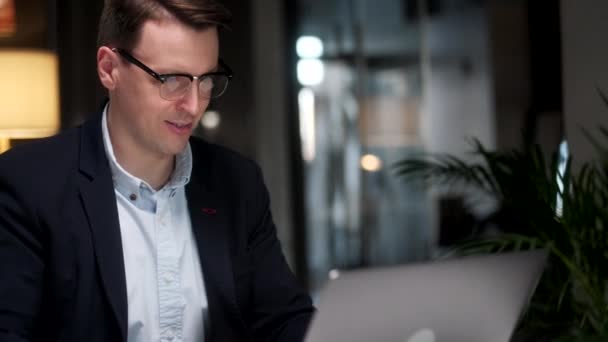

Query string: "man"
[[0, 1, 314, 341]]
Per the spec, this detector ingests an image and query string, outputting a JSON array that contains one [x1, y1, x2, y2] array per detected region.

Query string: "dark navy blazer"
[[0, 114, 314, 342]]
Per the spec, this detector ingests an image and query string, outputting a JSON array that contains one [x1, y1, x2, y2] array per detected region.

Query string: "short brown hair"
[[97, 0, 231, 49]]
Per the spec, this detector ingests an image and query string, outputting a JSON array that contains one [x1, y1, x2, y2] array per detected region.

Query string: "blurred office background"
[[1, 0, 607, 294]]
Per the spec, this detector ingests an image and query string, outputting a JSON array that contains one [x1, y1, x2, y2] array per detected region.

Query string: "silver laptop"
[[305, 249, 548, 342]]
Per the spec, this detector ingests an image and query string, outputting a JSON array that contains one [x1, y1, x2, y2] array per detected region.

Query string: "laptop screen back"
[[305, 250, 548, 342]]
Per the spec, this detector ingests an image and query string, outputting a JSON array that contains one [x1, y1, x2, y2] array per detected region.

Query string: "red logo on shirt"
[[202, 208, 217, 215]]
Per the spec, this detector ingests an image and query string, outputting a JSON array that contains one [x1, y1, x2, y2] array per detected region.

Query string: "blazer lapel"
[[186, 144, 245, 340], [78, 117, 128, 342]]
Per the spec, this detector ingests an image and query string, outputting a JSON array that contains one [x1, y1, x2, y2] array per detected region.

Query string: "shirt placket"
[[156, 191, 185, 342]]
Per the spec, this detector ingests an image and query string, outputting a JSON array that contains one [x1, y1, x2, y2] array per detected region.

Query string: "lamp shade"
[[0, 49, 59, 138]]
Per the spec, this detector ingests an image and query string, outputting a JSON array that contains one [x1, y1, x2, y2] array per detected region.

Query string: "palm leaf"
[[392, 131, 608, 338]]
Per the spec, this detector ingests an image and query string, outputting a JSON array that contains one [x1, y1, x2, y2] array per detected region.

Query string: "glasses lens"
[[160, 74, 229, 100], [198, 76, 214, 99], [160, 76, 191, 100], [199, 75, 229, 99]]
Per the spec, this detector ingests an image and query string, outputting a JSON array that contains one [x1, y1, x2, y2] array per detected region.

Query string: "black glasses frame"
[[111, 48, 233, 99]]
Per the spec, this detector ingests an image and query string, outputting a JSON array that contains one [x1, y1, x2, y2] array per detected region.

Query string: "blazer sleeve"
[[0, 161, 44, 342], [245, 163, 315, 342]]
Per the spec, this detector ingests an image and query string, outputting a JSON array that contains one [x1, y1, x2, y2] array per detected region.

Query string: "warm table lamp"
[[0, 49, 59, 153]]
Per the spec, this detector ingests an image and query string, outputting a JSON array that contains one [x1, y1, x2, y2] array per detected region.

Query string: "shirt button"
[[129, 194, 137, 201]]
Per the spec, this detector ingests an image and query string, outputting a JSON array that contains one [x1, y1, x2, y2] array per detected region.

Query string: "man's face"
[[109, 18, 219, 159]]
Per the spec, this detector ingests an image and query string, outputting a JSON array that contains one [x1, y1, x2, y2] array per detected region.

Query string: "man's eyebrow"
[[158, 64, 220, 76], [196, 64, 221, 75]]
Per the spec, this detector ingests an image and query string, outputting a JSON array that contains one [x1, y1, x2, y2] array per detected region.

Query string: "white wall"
[[418, 6, 499, 246], [420, 7, 496, 159]]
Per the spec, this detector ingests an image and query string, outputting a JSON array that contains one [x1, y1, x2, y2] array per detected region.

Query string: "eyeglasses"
[[112, 48, 233, 101]]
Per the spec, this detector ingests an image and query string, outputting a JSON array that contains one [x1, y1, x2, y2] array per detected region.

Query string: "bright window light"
[[296, 36, 324, 59], [298, 88, 316, 162], [297, 59, 325, 86], [361, 154, 383, 172], [201, 110, 221, 130]]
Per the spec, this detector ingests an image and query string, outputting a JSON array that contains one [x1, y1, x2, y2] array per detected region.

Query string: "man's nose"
[[179, 83, 207, 116]]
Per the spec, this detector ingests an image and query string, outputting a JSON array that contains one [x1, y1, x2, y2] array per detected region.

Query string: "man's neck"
[[106, 115, 174, 191], [113, 142, 174, 191]]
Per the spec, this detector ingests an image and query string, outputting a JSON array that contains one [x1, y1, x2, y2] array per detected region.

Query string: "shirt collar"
[[101, 103, 192, 203]]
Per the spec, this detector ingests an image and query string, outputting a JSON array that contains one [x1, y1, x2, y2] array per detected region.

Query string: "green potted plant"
[[394, 129, 608, 341]]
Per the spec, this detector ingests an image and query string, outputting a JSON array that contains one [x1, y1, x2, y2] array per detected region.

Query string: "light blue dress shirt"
[[102, 106, 208, 342]]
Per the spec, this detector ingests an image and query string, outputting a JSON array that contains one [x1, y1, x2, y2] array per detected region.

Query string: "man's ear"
[[97, 46, 119, 90]]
